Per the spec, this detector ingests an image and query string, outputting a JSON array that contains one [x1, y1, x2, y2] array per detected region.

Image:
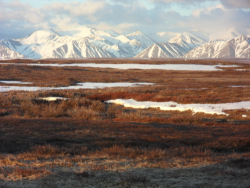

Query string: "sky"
[[0, 0, 250, 40]]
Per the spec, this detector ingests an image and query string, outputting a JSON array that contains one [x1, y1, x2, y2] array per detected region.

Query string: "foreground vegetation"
[[0, 59, 250, 187], [1, 118, 250, 187]]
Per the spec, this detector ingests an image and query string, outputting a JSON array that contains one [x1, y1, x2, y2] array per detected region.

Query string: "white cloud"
[[189, 4, 250, 39], [88, 22, 137, 34], [50, 16, 81, 31], [45, 1, 106, 16], [192, 4, 225, 17], [0, 0, 249, 40]]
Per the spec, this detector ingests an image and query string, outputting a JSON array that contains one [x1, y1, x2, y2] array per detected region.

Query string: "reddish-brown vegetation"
[[0, 117, 249, 161], [0, 59, 250, 187]]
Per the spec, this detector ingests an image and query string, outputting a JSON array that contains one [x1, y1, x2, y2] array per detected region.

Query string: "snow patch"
[[0, 63, 239, 71], [0, 82, 153, 93], [106, 99, 250, 116], [0, 81, 32, 84], [36, 97, 68, 101]]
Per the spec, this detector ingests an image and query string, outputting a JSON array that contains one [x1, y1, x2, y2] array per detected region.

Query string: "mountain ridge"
[[135, 31, 208, 58], [0, 26, 157, 59], [0, 26, 249, 60], [184, 35, 250, 59]]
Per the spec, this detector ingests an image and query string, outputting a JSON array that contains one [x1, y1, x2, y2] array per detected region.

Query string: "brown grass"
[[1, 87, 250, 123], [1, 117, 249, 160], [0, 59, 250, 186], [0, 117, 249, 186], [0, 166, 50, 181]]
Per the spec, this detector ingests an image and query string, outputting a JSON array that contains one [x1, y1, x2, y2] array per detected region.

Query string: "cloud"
[[192, 4, 225, 16], [150, 0, 250, 9], [149, 0, 218, 4], [89, 22, 138, 34], [50, 16, 81, 31], [0, 0, 50, 39], [0, 0, 249, 40], [221, 0, 250, 9], [44, 0, 159, 30], [0, 0, 50, 25], [190, 4, 250, 39], [151, 0, 207, 2], [45, 1, 106, 16]]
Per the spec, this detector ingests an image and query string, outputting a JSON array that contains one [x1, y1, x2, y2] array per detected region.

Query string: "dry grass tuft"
[[0, 166, 50, 181]]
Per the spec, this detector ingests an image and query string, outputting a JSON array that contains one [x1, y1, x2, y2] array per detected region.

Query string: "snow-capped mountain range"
[[135, 31, 209, 58], [135, 28, 250, 59], [0, 26, 249, 60], [184, 35, 250, 59], [0, 27, 155, 59]]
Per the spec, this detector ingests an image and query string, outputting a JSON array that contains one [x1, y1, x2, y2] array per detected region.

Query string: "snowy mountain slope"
[[1, 37, 114, 59], [15, 30, 60, 45], [188, 30, 210, 42], [58, 26, 120, 38], [135, 30, 210, 58], [169, 31, 209, 47], [183, 35, 250, 59], [1, 26, 249, 59], [0, 44, 26, 60], [126, 31, 155, 48], [57, 26, 155, 57], [135, 42, 193, 58], [220, 27, 250, 41], [0, 26, 156, 59], [148, 32, 177, 43], [88, 31, 155, 57], [134, 43, 171, 58], [86, 35, 141, 57], [43, 40, 114, 58]]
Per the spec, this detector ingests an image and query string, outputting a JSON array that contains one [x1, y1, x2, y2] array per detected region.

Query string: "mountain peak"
[[126, 31, 155, 49], [169, 31, 208, 45], [220, 27, 249, 41], [16, 29, 60, 44], [58, 26, 121, 38], [127, 31, 144, 37], [184, 35, 250, 59], [28, 29, 59, 37]]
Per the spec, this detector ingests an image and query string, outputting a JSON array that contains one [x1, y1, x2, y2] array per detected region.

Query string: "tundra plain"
[[0, 59, 250, 188]]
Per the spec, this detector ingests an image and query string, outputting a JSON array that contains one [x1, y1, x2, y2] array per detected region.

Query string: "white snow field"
[[0, 63, 240, 71], [0, 82, 153, 93], [0, 80, 33, 84], [106, 99, 250, 116]]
